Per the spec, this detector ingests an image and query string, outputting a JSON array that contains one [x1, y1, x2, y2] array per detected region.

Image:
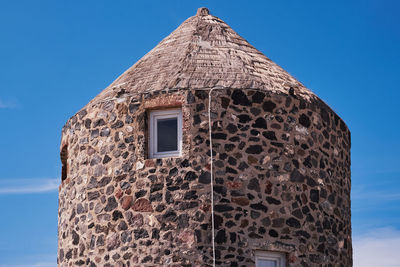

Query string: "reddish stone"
[[265, 181, 272, 194], [288, 253, 297, 263], [205, 163, 211, 170], [178, 230, 195, 246], [125, 189, 131, 195], [121, 196, 133, 210], [131, 198, 153, 212], [247, 155, 258, 165], [145, 159, 155, 168], [226, 181, 242, 189], [115, 188, 123, 199], [144, 95, 183, 109], [200, 204, 211, 212], [231, 197, 250, 206], [240, 219, 249, 228]]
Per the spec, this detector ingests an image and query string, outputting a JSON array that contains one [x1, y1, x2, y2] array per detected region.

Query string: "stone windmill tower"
[[58, 7, 352, 267]]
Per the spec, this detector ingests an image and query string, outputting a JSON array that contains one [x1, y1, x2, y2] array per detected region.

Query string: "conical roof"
[[89, 7, 317, 105]]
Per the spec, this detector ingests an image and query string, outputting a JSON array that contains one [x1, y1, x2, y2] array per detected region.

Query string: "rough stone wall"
[[58, 88, 351, 267]]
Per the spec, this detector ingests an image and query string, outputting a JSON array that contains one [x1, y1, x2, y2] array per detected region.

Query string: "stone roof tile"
[[88, 7, 317, 105]]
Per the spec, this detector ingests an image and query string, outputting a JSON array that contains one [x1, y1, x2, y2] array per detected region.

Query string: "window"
[[149, 109, 182, 158], [255, 251, 286, 267]]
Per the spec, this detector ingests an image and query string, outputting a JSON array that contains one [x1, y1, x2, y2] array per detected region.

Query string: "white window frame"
[[149, 109, 182, 159], [255, 251, 286, 267]]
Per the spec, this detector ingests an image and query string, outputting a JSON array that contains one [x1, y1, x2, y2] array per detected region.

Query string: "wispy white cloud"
[[352, 182, 400, 201], [353, 227, 400, 267], [0, 178, 59, 195], [352, 190, 400, 201], [0, 98, 18, 109]]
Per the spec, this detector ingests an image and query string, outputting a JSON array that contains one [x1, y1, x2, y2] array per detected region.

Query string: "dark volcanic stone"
[[152, 228, 160, 239], [299, 114, 311, 128], [103, 155, 112, 164], [142, 256, 152, 263], [76, 203, 85, 214], [215, 204, 234, 212], [184, 171, 197, 181], [261, 217, 271, 227], [105, 196, 118, 212], [65, 249, 72, 260], [238, 114, 252, 123], [195, 90, 208, 99], [286, 217, 301, 228], [226, 124, 238, 134], [292, 209, 304, 219], [169, 167, 178, 177], [263, 131, 277, 140], [303, 156, 313, 168], [177, 214, 189, 229], [162, 209, 177, 222], [272, 218, 284, 228], [251, 210, 260, 219], [290, 170, 305, 183], [187, 91, 195, 104], [238, 162, 249, 170], [226, 166, 238, 174], [111, 120, 124, 129], [262, 100, 276, 112], [221, 97, 230, 108], [134, 229, 149, 240], [72, 230, 79, 245], [84, 119, 92, 129], [199, 171, 211, 184], [99, 177, 112, 187], [88, 191, 100, 201], [266, 196, 281, 205], [118, 221, 128, 231], [215, 229, 227, 244], [249, 232, 263, 239], [212, 133, 228, 139], [184, 190, 197, 200], [193, 115, 201, 125], [252, 91, 265, 103], [310, 189, 320, 203], [232, 90, 251, 106], [247, 178, 260, 192], [112, 210, 123, 221], [128, 103, 140, 114], [250, 202, 268, 212], [269, 229, 278, 238], [245, 145, 263, 154], [252, 118, 267, 129], [150, 183, 163, 193], [149, 192, 162, 202], [135, 190, 146, 199]]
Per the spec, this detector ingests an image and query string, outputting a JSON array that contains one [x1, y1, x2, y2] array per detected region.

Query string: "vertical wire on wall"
[[208, 88, 216, 267]]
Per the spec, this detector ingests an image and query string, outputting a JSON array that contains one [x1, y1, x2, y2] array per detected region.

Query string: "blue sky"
[[0, 0, 399, 266]]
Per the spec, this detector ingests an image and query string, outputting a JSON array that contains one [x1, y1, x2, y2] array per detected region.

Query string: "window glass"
[[157, 117, 178, 152], [258, 259, 277, 267], [255, 251, 285, 267], [149, 109, 182, 158]]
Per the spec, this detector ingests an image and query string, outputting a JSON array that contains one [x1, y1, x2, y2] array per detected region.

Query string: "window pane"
[[157, 117, 178, 152], [258, 260, 277, 267]]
